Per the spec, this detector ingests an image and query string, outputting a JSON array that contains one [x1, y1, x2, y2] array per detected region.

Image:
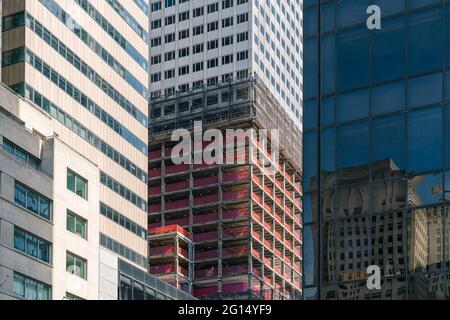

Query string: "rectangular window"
[[67, 170, 88, 199], [14, 227, 51, 263], [193, 43, 204, 54], [14, 182, 52, 221], [66, 210, 87, 240], [193, 7, 204, 17], [208, 3, 219, 13], [207, 21, 218, 32], [66, 251, 87, 280], [13, 273, 51, 300]]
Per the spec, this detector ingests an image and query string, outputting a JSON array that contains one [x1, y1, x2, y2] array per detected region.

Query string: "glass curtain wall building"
[[304, 0, 450, 299]]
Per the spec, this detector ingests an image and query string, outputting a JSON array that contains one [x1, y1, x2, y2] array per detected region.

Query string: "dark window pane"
[[408, 107, 442, 173]]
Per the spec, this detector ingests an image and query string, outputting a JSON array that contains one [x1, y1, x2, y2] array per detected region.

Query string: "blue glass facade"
[[304, 0, 450, 299]]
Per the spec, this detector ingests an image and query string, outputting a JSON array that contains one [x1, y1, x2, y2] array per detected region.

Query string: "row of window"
[[152, 12, 248, 31], [13, 272, 51, 300], [14, 227, 51, 264], [23, 12, 148, 124], [16, 46, 147, 155], [105, 0, 148, 42], [2, 138, 40, 170], [11, 83, 147, 183], [134, 0, 149, 14], [67, 170, 88, 200], [28, 3, 149, 103], [73, 0, 148, 71], [14, 182, 52, 221], [150, 32, 248, 65], [151, 51, 249, 83], [100, 233, 147, 268], [100, 171, 147, 212], [151, 0, 249, 13], [150, 69, 249, 99], [100, 203, 147, 240]]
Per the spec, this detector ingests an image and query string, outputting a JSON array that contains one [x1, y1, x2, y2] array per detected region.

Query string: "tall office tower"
[[148, 0, 303, 127], [303, 0, 450, 299], [1, 0, 150, 299]]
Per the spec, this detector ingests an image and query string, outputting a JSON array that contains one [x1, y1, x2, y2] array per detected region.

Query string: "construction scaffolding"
[[148, 76, 303, 300]]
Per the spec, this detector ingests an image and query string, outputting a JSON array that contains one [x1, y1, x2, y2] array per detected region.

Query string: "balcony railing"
[[166, 199, 189, 210], [223, 170, 249, 183], [223, 190, 249, 202], [223, 227, 249, 239], [194, 176, 218, 187], [193, 212, 218, 224], [194, 230, 218, 242], [195, 267, 218, 279], [149, 245, 174, 257], [194, 194, 218, 206], [149, 203, 161, 213], [222, 246, 248, 257], [148, 150, 161, 160], [223, 209, 248, 220], [165, 216, 189, 227], [165, 181, 189, 193], [196, 249, 218, 260], [149, 168, 161, 178], [148, 186, 161, 195], [223, 265, 248, 276], [149, 263, 175, 274], [149, 225, 192, 239], [166, 164, 190, 175]]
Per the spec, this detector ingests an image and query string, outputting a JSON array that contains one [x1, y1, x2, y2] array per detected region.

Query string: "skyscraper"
[[147, 0, 303, 300], [1, 0, 150, 299], [303, 0, 450, 299]]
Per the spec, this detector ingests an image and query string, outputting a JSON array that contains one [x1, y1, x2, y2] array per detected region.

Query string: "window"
[[151, 55, 161, 65], [179, 65, 190, 75], [208, 3, 219, 13], [14, 227, 51, 263], [207, 21, 218, 32], [151, 37, 161, 47], [237, 13, 248, 24], [165, 15, 175, 25], [222, 35, 233, 46], [179, 47, 189, 57], [165, 51, 175, 61], [222, 0, 233, 9], [179, 29, 190, 39], [193, 62, 204, 72], [65, 292, 84, 300], [67, 170, 88, 199], [237, 50, 249, 61], [207, 58, 218, 68], [179, 11, 189, 21], [193, 43, 204, 54], [222, 17, 233, 28], [151, 19, 161, 29], [165, 69, 175, 79], [151, 73, 161, 83], [13, 273, 51, 300], [222, 54, 234, 65], [66, 251, 87, 280], [193, 25, 204, 35], [151, 2, 162, 12], [207, 77, 218, 86], [165, 0, 175, 8], [207, 40, 219, 50], [14, 182, 52, 221], [67, 210, 87, 240], [237, 31, 248, 42], [165, 33, 175, 43], [193, 7, 204, 17]]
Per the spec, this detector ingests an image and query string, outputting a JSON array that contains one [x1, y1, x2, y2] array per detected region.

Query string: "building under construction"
[[148, 76, 303, 300]]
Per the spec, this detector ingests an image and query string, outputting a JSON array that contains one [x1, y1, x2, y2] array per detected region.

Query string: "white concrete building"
[[149, 0, 303, 128]]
